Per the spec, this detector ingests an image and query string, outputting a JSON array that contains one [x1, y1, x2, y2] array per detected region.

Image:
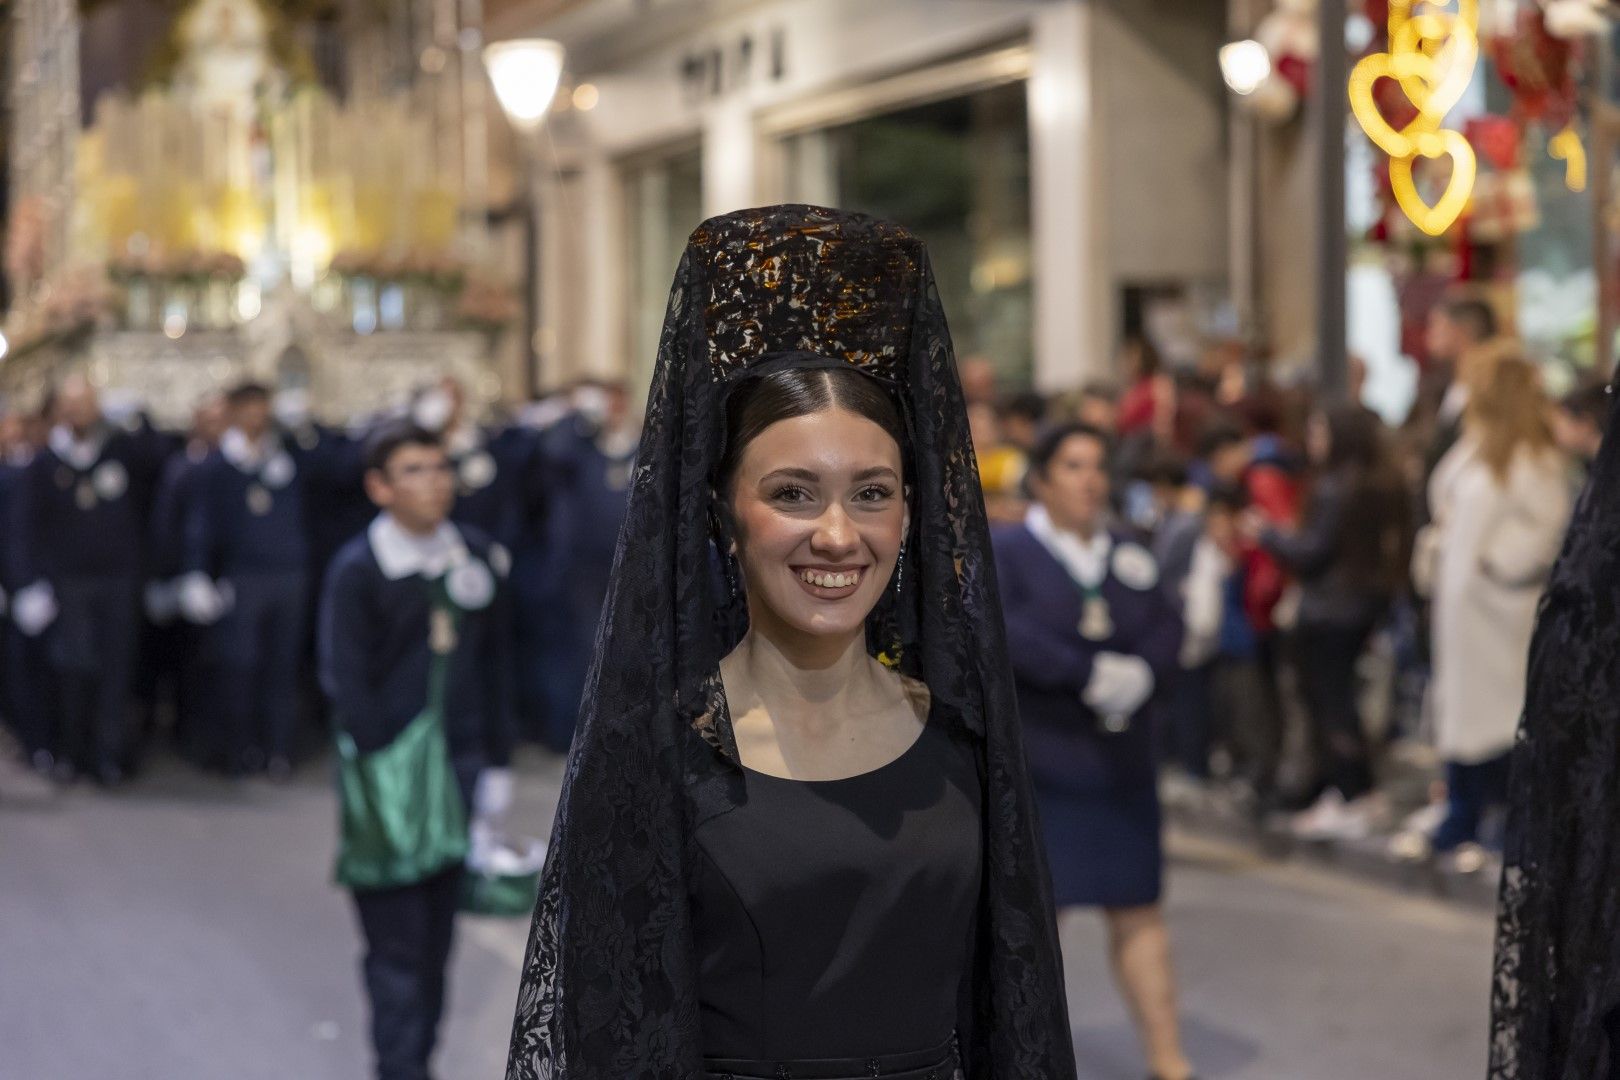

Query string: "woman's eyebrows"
[[759, 465, 899, 483]]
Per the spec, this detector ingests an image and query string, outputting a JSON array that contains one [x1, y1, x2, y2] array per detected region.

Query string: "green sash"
[[333, 581, 468, 891]]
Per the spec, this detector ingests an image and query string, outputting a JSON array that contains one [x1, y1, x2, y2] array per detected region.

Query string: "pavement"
[[2, 747, 1493, 1080]]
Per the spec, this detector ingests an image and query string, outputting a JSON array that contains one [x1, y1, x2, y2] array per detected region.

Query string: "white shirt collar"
[[1025, 503, 1112, 589], [48, 425, 107, 470], [368, 513, 469, 581], [220, 427, 279, 472]]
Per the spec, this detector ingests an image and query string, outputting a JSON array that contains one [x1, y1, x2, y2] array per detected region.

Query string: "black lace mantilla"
[[504, 206, 1076, 1079], [1490, 385, 1620, 1079]]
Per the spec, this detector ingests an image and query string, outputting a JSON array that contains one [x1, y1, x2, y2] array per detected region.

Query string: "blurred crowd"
[[966, 293, 1605, 863], [0, 372, 638, 788], [0, 294, 1603, 881]]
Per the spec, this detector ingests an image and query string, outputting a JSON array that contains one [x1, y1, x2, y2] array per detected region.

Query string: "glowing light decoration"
[[1220, 40, 1273, 96], [1349, 0, 1480, 235], [1549, 126, 1587, 192]]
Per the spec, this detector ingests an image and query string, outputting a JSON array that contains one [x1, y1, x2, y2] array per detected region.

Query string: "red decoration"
[[1466, 115, 1522, 170], [1488, 9, 1582, 130], [1275, 54, 1312, 96]]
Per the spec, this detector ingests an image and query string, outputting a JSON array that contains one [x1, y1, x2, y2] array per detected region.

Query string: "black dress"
[[692, 717, 983, 1079]]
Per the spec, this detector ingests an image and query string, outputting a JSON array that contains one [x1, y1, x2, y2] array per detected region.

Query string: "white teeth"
[[801, 569, 859, 588]]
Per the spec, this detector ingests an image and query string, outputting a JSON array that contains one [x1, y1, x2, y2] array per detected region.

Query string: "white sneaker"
[[1401, 800, 1447, 838], [1291, 790, 1381, 842]]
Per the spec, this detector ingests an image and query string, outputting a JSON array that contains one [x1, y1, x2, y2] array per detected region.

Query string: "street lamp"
[[484, 38, 567, 396], [484, 40, 566, 131]]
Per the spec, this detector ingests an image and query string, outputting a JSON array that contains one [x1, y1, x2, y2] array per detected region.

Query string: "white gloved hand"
[[474, 767, 515, 823], [176, 572, 229, 625], [1082, 652, 1156, 719], [12, 580, 58, 637]]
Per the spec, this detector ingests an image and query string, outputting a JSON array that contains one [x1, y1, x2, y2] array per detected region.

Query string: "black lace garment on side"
[[504, 205, 1077, 1079], [1490, 385, 1620, 1079]]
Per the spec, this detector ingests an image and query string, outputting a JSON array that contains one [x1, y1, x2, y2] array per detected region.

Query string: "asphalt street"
[[2, 750, 1492, 1080]]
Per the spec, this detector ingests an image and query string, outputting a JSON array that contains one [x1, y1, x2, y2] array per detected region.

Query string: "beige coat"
[[1425, 437, 1572, 764]]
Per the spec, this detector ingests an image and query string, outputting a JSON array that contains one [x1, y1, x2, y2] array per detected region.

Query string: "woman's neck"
[[723, 622, 894, 735]]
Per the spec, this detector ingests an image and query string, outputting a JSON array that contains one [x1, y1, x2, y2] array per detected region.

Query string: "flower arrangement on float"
[[104, 249, 249, 331], [325, 249, 517, 336], [3, 265, 121, 362]]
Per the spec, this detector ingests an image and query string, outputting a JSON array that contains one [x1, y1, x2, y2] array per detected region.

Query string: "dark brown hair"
[[719, 367, 907, 490]]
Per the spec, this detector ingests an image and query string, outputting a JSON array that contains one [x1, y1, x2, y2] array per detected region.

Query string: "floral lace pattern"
[[506, 206, 1075, 1079], [1490, 390, 1620, 1079]]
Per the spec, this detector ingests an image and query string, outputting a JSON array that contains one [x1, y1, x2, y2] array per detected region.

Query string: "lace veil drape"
[[504, 205, 1076, 1080]]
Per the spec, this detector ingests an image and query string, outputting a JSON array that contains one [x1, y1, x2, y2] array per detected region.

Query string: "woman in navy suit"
[[993, 421, 1192, 1080]]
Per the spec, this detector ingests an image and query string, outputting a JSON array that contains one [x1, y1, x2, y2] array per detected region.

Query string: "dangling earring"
[[894, 544, 906, 594]]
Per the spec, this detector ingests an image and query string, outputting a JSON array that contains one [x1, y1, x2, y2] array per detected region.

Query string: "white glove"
[[12, 580, 58, 637], [474, 767, 515, 823], [1082, 652, 1156, 719], [176, 572, 230, 625]]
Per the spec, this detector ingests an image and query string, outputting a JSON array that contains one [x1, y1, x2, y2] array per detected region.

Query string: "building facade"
[[490, 0, 1230, 395]]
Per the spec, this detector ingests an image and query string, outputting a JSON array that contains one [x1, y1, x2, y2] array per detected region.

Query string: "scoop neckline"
[[738, 717, 933, 785]]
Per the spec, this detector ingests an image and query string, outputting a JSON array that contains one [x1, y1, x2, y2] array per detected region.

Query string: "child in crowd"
[[318, 421, 514, 1080]]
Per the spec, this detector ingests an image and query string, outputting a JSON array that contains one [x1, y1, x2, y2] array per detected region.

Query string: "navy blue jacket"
[[0, 454, 30, 591], [150, 447, 211, 580], [448, 425, 545, 552], [11, 429, 163, 583], [317, 524, 514, 775], [184, 432, 353, 578], [537, 417, 633, 605], [992, 523, 1183, 796]]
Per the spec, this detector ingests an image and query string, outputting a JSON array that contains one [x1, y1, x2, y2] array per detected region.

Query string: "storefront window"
[[625, 146, 703, 395], [779, 80, 1033, 385]]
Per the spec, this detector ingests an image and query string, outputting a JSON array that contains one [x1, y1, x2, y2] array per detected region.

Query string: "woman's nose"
[[811, 505, 859, 553]]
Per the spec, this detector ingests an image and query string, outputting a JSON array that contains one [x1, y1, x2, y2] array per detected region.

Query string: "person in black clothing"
[[9, 375, 164, 784], [147, 394, 228, 765], [505, 206, 1075, 1080], [1256, 405, 1411, 837], [180, 382, 349, 777], [319, 422, 513, 1080]]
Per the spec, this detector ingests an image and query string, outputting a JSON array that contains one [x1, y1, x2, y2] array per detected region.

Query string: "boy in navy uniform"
[[179, 382, 320, 777], [319, 421, 513, 1080], [9, 375, 161, 784]]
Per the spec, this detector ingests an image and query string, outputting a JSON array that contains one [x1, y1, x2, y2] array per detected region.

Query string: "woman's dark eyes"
[[767, 484, 895, 505]]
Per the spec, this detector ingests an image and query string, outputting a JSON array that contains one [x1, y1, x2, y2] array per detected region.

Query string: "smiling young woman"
[[505, 206, 1076, 1080], [717, 369, 925, 782]]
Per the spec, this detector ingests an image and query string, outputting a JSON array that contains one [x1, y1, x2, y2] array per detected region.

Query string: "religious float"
[[4, 0, 518, 427]]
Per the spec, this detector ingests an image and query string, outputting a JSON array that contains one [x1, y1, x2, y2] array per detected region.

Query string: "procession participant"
[[9, 375, 162, 784], [525, 379, 635, 750], [0, 407, 50, 774], [412, 375, 542, 553], [179, 381, 326, 778], [148, 393, 228, 764], [505, 206, 1076, 1080], [319, 420, 513, 1080], [992, 421, 1192, 1080]]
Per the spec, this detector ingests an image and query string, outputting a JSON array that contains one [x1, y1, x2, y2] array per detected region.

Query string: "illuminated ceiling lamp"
[[1219, 39, 1272, 96], [483, 39, 568, 132], [483, 37, 568, 399]]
